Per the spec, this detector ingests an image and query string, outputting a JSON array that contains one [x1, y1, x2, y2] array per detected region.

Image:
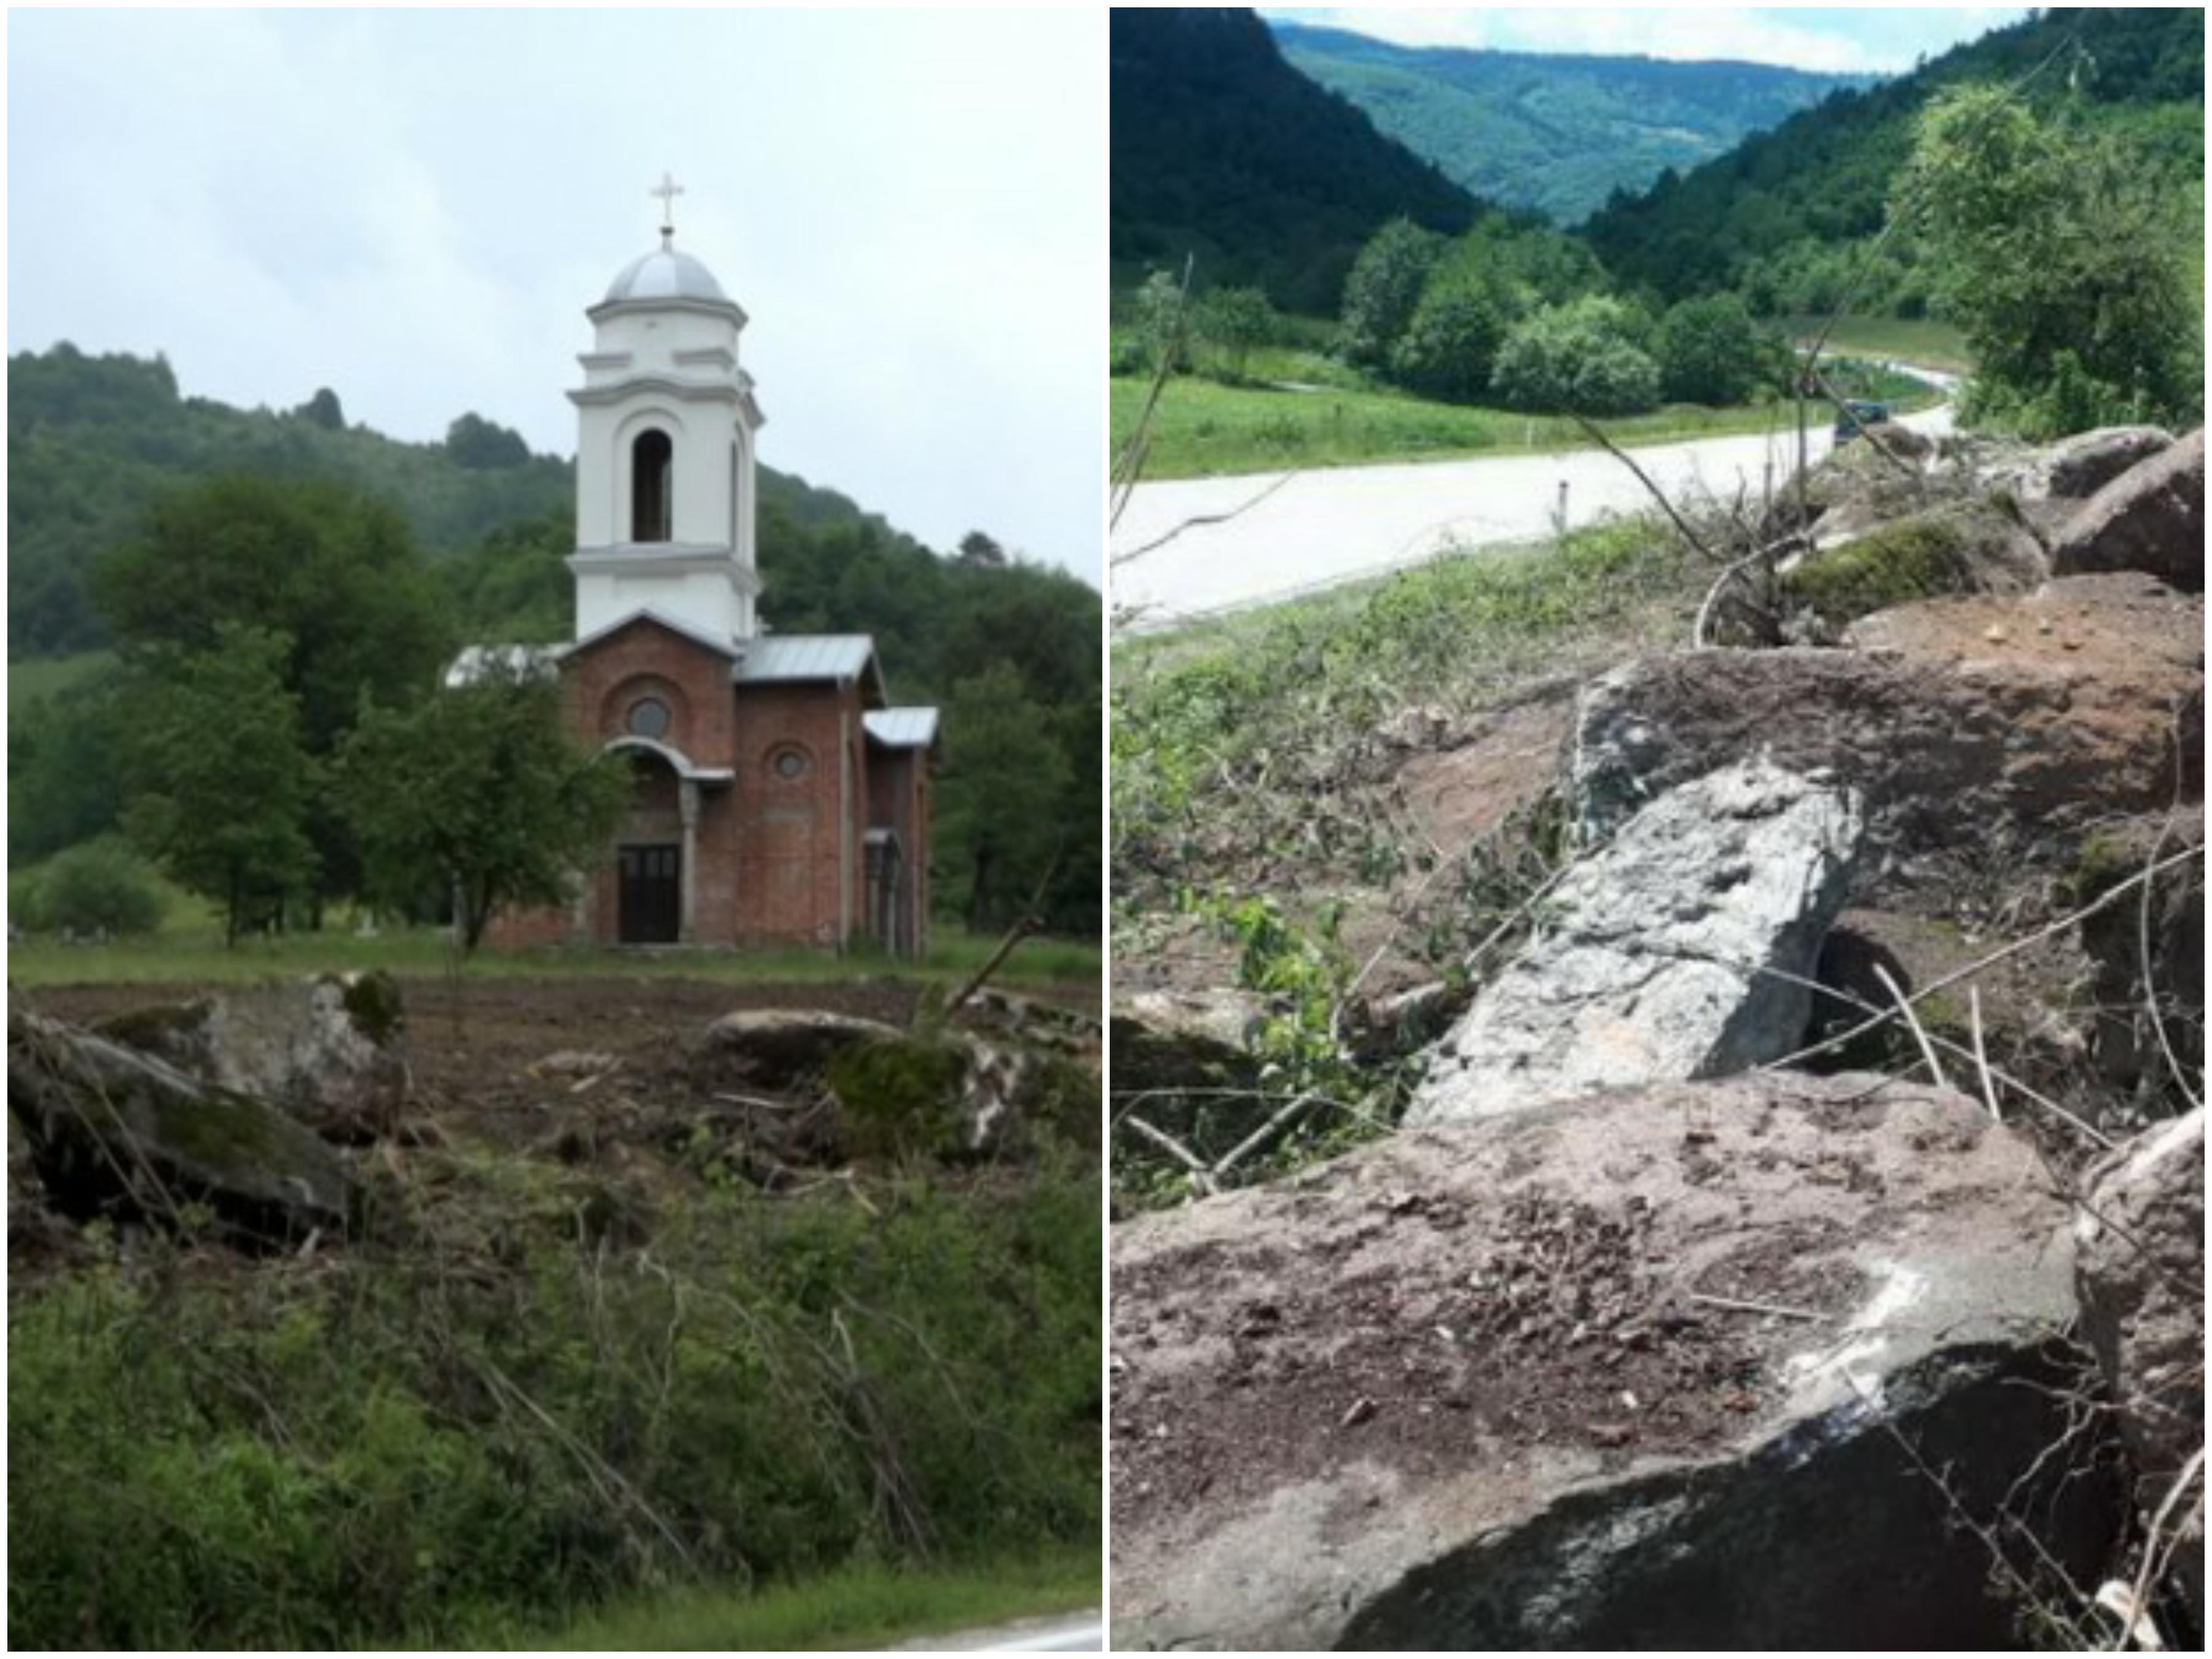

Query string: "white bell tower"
[[568, 175, 766, 645]]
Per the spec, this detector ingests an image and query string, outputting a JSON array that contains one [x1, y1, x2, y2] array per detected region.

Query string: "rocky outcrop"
[[2037, 426, 2176, 502], [1408, 762, 1860, 1126], [2074, 1108, 2205, 1617], [1108, 989, 1268, 1097], [2051, 428, 2204, 592], [92, 971, 408, 1142], [8, 1010, 355, 1245], [697, 1008, 1058, 1158], [1575, 575, 2202, 850], [1112, 1072, 2102, 1650], [1782, 499, 2045, 626], [2071, 810, 2206, 1097]]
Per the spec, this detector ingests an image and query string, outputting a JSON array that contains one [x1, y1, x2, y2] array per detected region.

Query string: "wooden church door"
[[618, 844, 681, 944]]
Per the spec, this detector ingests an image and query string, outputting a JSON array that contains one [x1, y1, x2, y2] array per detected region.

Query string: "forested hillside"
[[7, 345, 1100, 933], [1274, 22, 1867, 226], [1110, 7, 1477, 312], [1583, 6, 2205, 315]]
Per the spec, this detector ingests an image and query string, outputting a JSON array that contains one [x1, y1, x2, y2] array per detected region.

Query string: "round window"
[[627, 697, 672, 739], [774, 747, 810, 780]]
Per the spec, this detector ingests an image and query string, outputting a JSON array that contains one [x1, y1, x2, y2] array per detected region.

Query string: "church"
[[465, 187, 939, 955]]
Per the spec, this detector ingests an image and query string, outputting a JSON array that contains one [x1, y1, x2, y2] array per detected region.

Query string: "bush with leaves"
[[17, 836, 165, 937], [1655, 292, 1772, 406], [1905, 84, 2202, 437], [1194, 286, 1278, 383], [1338, 217, 1446, 368], [1388, 275, 1512, 403], [1491, 295, 1663, 416]]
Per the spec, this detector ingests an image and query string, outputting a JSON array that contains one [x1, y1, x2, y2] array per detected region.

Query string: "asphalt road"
[[1112, 374, 1957, 627], [890, 1610, 1102, 1650]]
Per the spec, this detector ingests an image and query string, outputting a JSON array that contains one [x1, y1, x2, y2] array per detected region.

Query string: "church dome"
[[602, 242, 732, 307]]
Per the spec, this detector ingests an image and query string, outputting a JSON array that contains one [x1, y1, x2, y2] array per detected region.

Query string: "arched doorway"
[[616, 748, 683, 943], [631, 428, 673, 542]]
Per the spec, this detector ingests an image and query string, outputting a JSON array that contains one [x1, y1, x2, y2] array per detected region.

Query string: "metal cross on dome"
[[651, 171, 684, 245]]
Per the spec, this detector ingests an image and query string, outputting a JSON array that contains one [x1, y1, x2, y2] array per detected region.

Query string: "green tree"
[[1655, 293, 1770, 406], [1387, 275, 1511, 403], [333, 664, 628, 952], [124, 624, 318, 943], [1194, 286, 1277, 383], [297, 387, 345, 431], [1132, 268, 1192, 375], [1338, 218, 1444, 367], [445, 412, 532, 469], [92, 474, 452, 912], [1492, 296, 1662, 416], [1904, 84, 2202, 436], [955, 530, 1008, 569], [933, 665, 1073, 934], [20, 837, 165, 938]]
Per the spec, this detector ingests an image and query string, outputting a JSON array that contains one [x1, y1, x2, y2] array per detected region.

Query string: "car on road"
[[1834, 399, 1892, 444]]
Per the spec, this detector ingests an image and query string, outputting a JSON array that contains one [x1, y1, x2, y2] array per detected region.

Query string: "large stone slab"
[[2052, 427, 2203, 592], [8, 1010, 355, 1245], [2076, 1107, 2205, 1618], [93, 971, 407, 1143], [1574, 576, 2202, 849], [1112, 1073, 2103, 1650], [1408, 761, 1860, 1126]]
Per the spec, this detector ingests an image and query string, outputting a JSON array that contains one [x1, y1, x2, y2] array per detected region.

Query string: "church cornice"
[[568, 375, 745, 410], [568, 543, 765, 596], [586, 294, 749, 329]]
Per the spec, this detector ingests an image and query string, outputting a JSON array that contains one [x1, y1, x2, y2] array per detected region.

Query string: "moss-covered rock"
[[1783, 500, 2047, 627], [829, 1035, 970, 1160], [9, 1010, 355, 1245]]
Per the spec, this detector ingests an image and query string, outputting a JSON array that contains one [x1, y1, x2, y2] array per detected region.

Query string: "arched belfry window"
[[632, 429, 673, 543]]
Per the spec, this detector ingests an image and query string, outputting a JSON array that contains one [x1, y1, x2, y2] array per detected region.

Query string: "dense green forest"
[[1110, 7, 1477, 313], [7, 345, 1100, 935], [1583, 6, 2205, 315], [1274, 22, 1868, 226]]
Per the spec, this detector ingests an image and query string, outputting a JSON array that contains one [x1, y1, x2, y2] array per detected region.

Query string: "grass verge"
[[521, 1547, 1097, 1650], [1778, 314, 1975, 375], [4, 919, 1100, 994], [1112, 363, 1940, 482]]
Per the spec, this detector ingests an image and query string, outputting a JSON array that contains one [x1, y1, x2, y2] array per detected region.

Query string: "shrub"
[[1656, 294, 1770, 406], [18, 837, 165, 936], [1388, 277, 1510, 404], [1338, 218, 1445, 368], [1194, 286, 1277, 383], [1492, 297, 1661, 416]]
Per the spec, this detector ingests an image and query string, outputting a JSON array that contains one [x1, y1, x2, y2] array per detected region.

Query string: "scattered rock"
[[1781, 500, 2046, 627], [2074, 1108, 2205, 1617], [2052, 428, 2204, 592], [1112, 1072, 2103, 1650], [533, 1049, 619, 1078], [92, 971, 409, 1143], [1410, 761, 1862, 1125], [9, 1010, 355, 1245], [2070, 810, 2206, 1099], [697, 1008, 909, 1091], [1575, 577, 2202, 852], [1108, 989, 1268, 1096], [2037, 426, 2176, 501]]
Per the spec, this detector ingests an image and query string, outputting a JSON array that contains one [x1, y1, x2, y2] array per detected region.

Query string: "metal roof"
[[863, 707, 941, 750], [443, 643, 562, 688], [602, 244, 730, 306], [734, 634, 879, 686]]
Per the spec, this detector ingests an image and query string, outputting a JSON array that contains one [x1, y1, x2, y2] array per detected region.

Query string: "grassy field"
[[6, 916, 1100, 992], [8, 648, 114, 706], [522, 1548, 1096, 1650], [1113, 367, 1941, 482], [1779, 314, 1975, 374]]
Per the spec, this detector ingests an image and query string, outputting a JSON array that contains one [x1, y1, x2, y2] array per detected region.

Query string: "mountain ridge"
[[1271, 20, 1873, 226]]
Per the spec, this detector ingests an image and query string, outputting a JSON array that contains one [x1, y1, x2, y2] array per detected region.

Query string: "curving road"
[[1112, 373, 1956, 627], [890, 1610, 1102, 1650]]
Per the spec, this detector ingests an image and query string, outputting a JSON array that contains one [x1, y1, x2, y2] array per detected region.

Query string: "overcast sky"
[[7, 7, 1105, 582], [1263, 6, 2031, 74]]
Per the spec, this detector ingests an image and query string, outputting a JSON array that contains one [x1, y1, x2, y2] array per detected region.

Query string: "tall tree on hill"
[[124, 623, 318, 944], [935, 664, 1073, 934], [334, 665, 627, 952], [1905, 85, 2202, 436], [93, 474, 452, 914]]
